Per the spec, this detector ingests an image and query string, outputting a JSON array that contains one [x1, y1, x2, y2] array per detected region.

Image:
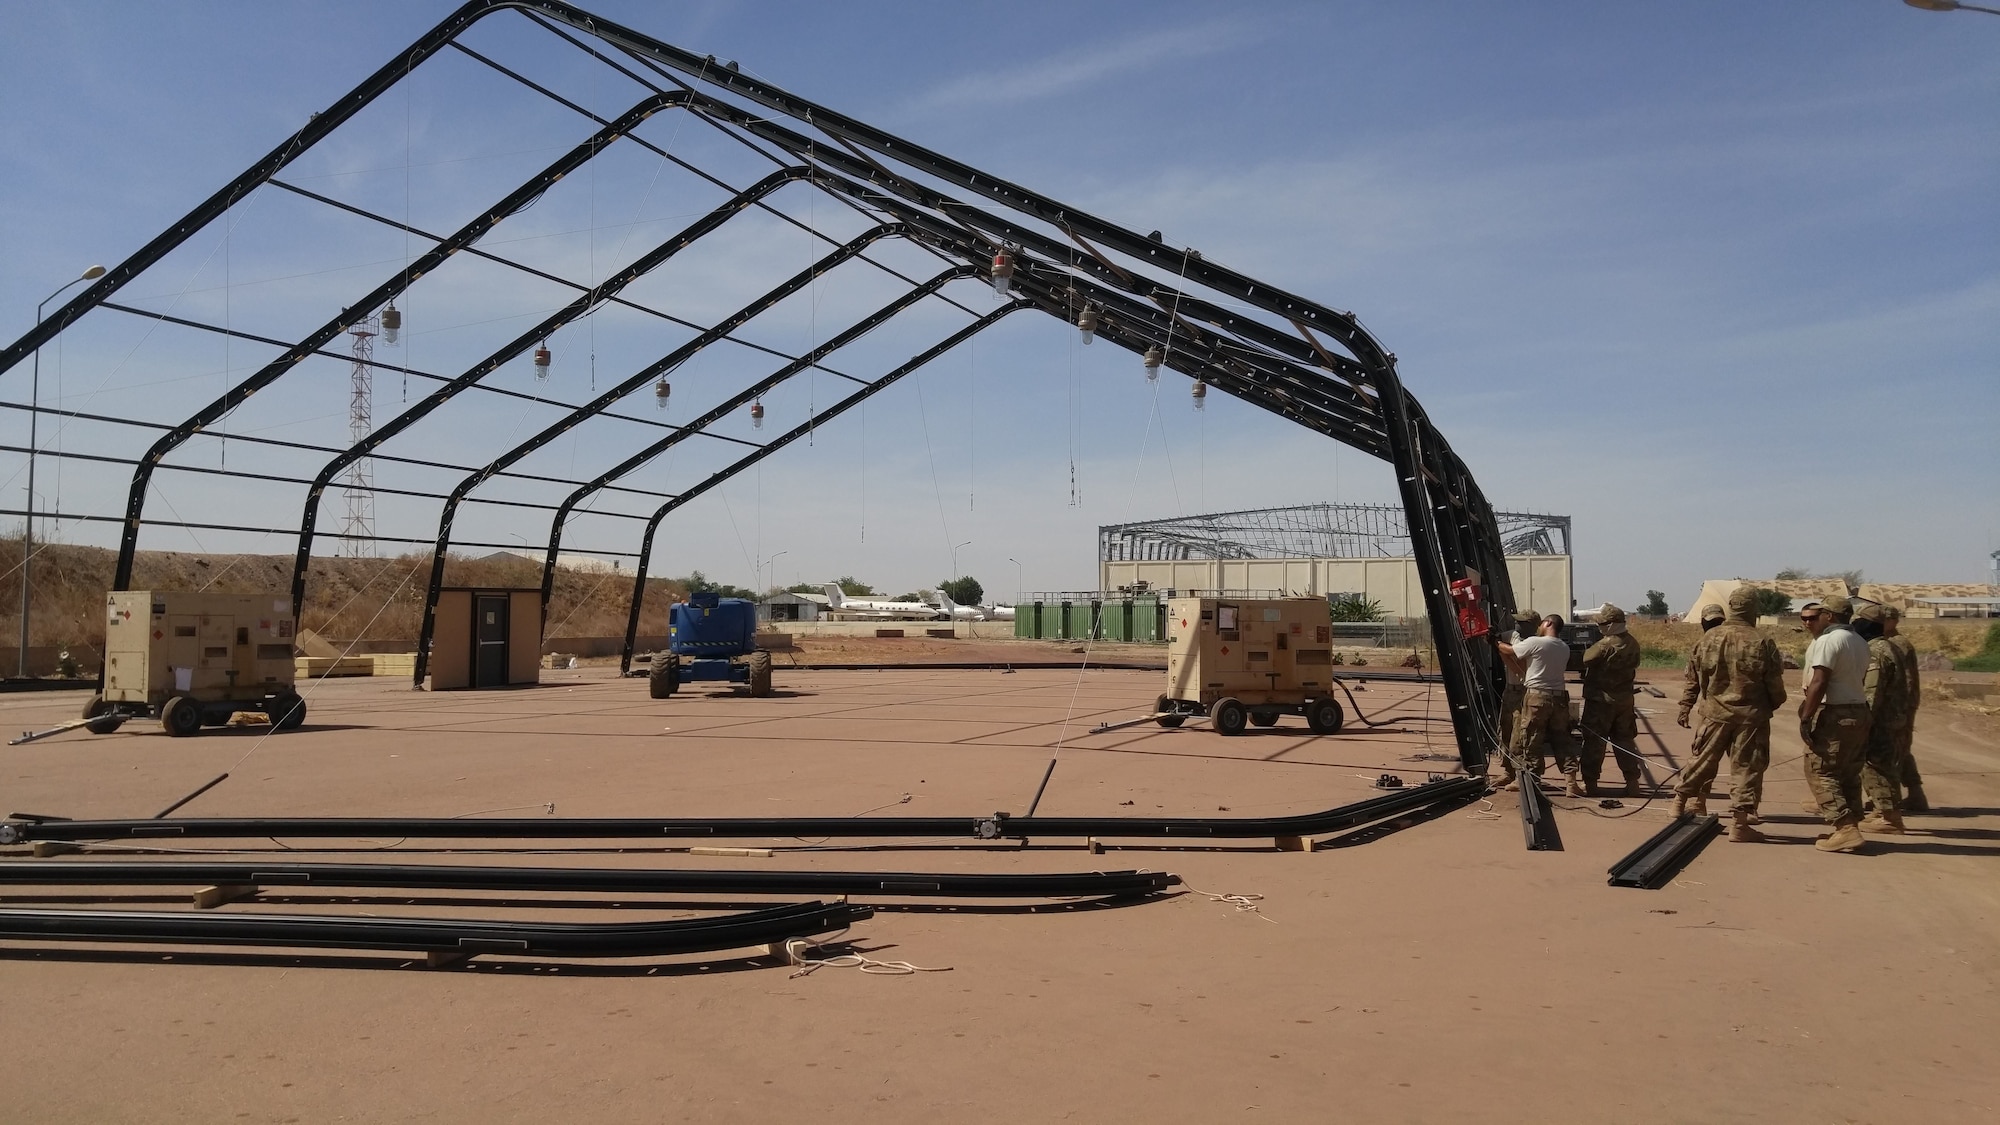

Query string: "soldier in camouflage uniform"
[[1853, 603, 1911, 834], [1797, 594, 1871, 853], [1499, 610, 1539, 754], [1675, 587, 1786, 842], [1580, 604, 1644, 796], [1882, 606, 1928, 812]]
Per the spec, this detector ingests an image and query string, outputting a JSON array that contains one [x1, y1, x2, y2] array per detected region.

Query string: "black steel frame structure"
[[1100, 502, 1572, 563], [0, 0, 1515, 774]]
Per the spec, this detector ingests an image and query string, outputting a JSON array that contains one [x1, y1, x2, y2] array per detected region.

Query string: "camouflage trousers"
[[1898, 727, 1924, 790], [1500, 683, 1526, 752], [1675, 715, 1769, 813], [1580, 695, 1642, 785], [1508, 689, 1577, 777], [1861, 718, 1910, 815], [1802, 703, 1870, 825]]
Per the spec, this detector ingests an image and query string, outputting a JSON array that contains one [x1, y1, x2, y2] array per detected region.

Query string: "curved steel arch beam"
[[106, 91, 693, 591], [409, 223, 907, 684], [615, 301, 1032, 673], [285, 163, 815, 618], [535, 265, 977, 616]]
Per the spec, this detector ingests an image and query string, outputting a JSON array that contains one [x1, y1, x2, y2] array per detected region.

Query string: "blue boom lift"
[[648, 592, 773, 698]]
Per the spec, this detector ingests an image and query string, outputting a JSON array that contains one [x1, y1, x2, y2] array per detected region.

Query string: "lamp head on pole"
[[81, 265, 107, 280]]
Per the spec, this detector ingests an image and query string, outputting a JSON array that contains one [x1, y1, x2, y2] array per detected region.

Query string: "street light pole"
[[1008, 557, 1023, 604], [759, 550, 787, 593], [950, 540, 971, 581], [20, 265, 105, 678]]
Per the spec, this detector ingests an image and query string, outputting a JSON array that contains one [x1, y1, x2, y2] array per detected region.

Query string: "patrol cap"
[[1883, 605, 1902, 621], [1600, 604, 1626, 624], [1821, 592, 1852, 616], [1854, 602, 1885, 623], [1698, 603, 1725, 622], [1512, 610, 1539, 628]]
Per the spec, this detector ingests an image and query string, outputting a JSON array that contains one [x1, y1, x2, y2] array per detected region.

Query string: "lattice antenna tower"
[[340, 315, 378, 556]]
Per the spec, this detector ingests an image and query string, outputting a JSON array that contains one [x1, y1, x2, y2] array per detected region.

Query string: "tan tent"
[[1680, 578, 1851, 621]]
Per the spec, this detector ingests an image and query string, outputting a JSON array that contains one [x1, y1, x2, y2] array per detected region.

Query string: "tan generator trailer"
[[1155, 595, 1345, 735], [83, 590, 305, 737]]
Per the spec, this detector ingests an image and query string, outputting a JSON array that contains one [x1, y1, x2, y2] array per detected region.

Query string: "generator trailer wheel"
[[81, 694, 125, 735], [1306, 696, 1345, 736], [270, 693, 307, 730], [161, 696, 203, 738], [1210, 697, 1248, 737], [1154, 694, 1186, 728], [1249, 711, 1279, 727]]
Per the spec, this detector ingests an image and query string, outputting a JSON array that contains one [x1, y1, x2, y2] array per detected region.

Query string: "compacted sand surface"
[[0, 667, 1993, 1123]]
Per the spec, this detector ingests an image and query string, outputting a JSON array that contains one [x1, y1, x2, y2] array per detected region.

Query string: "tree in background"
[[1328, 594, 1384, 622], [1745, 587, 1793, 618], [788, 576, 875, 596], [938, 576, 984, 605], [1640, 590, 1669, 616], [1775, 566, 1863, 588], [681, 570, 756, 600]]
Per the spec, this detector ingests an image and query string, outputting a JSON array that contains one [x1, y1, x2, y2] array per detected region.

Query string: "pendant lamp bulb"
[[1191, 379, 1207, 411], [381, 303, 401, 346], [1077, 304, 1098, 345], [990, 247, 1015, 297], [1142, 344, 1164, 382], [533, 342, 552, 380], [750, 399, 765, 429], [655, 377, 671, 410]]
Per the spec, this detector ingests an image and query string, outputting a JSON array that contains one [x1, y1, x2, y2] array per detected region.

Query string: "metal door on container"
[[474, 595, 509, 688]]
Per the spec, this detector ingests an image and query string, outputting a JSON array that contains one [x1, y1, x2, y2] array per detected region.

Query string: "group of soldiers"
[[1493, 588, 1925, 853]]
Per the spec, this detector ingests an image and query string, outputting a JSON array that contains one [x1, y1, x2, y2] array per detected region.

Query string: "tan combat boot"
[[1688, 796, 1709, 818], [1670, 792, 1689, 819], [1858, 809, 1906, 835], [1745, 807, 1762, 825], [1564, 771, 1586, 798], [1815, 820, 1865, 853], [1727, 809, 1765, 843]]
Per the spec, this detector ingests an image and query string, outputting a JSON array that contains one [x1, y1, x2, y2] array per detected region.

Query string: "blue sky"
[[2, 0, 1994, 611]]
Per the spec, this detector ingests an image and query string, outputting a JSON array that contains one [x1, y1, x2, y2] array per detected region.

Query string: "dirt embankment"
[[0, 540, 686, 654]]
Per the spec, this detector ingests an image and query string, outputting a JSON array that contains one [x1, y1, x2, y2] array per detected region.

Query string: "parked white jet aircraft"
[[935, 591, 1016, 621], [822, 584, 943, 621]]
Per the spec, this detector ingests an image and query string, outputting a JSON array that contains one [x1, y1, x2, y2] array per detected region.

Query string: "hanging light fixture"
[[750, 400, 765, 429], [380, 303, 401, 346], [1142, 344, 1164, 382], [532, 342, 552, 380], [1191, 379, 1207, 410], [655, 377, 671, 410], [1077, 305, 1098, 345], [990, 247, 1015, 297]]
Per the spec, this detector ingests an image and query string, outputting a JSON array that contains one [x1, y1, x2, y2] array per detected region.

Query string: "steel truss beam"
[[1, 774, 1486, 845], [408, 223, 908, 683], [0, 860, 1178, 900], [0, 899, 868, 961]]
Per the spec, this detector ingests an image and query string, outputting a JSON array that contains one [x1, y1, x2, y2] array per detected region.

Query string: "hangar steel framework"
[[1100, 503, 1571, 563], [0, 0, 1519, 773]]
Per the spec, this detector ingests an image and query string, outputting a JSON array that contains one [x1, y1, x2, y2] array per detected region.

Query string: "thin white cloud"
[[914, 22, 1260, 110]]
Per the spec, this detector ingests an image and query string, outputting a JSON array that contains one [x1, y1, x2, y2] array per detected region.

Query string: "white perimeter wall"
[[1098, 555, 1572, 620]]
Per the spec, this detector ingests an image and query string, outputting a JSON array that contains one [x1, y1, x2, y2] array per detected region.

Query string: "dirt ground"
[[0, 666, 1994, 1123]]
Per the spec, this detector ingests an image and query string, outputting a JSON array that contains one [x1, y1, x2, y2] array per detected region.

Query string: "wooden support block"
[[1086, 837, 1105, 855], [689, 846, 774, 858], [193, 883, 261, 909], [31, 841, 80, 858], [425, 949, 475, 970], [1274, 835, 1312, 852]]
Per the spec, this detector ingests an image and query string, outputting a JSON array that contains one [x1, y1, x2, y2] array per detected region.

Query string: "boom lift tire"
[[162, 696, 203, 738], [81, 694, 124, 735], [1306, 696, 1344, 736], [270, 693, 307, 731], [747, 651, 773, 698], [648, 653, 680, 699], [1154, 694, 1185, 728], [1210, 697, 1247, 737]]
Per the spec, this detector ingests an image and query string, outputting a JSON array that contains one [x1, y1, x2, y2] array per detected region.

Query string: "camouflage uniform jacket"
[[1885, 634, 1921, 713], [1581, 632, 1641, 704], [1866, 636, 1913, 735], [1679, 620, 1787, 723]]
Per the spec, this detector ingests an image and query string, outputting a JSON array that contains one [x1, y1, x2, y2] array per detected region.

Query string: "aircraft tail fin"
[[822, 583, 844, 608]]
